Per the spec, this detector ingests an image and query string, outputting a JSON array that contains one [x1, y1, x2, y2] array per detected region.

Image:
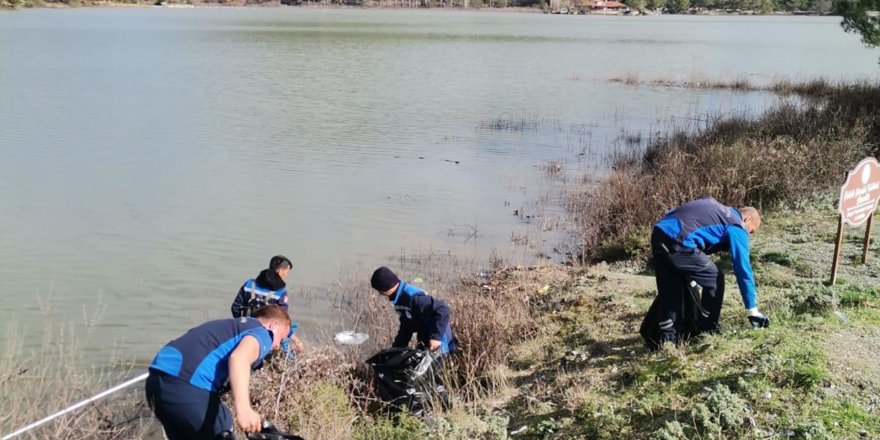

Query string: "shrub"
[[793, 420, 831, 440], [792, 285, 839, 316], [241, 347, 364, 439], [354, 413, 425, 440], [652, 421, 689, 440], [690, 384, 747, 436], [837, 283, 880, 307]]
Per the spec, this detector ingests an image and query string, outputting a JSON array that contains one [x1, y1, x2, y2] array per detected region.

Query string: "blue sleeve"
[[411, 295, 451, 341], [728, 226, 757, 309], [231, 285, 249, 318]]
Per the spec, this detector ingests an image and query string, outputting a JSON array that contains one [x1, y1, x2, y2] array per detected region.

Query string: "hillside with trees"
[[0, 0, 846, 13]]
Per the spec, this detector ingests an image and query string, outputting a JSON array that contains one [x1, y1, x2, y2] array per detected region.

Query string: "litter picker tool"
[[2, 372, 149, 440]]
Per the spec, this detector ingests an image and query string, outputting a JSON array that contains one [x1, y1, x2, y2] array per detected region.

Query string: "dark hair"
[[251, 304, 292, 326], [270, 255, 292, 271]]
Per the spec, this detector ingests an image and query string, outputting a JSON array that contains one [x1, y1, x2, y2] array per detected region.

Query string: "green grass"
[[818, 399, 880, 436], [353, 414, 426, 440], [496, 206, 880, 440], [837, 283, 880, 307]]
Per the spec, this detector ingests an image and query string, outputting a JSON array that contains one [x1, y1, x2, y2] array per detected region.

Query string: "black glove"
[[747, 308, 770, 329]]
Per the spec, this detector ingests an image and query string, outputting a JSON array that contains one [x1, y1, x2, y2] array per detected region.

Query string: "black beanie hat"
[[371, 266, 400, 292]]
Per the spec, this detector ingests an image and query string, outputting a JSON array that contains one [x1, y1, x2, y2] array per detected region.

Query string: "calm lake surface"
[[0, 8, 877, 364]]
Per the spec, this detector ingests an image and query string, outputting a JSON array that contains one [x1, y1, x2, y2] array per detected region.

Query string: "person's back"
[[150, 317, 273, 392], [654, 197, 744, 253]]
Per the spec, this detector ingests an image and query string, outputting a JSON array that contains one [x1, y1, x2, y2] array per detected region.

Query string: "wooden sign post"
[[830, 157, 880, 285]]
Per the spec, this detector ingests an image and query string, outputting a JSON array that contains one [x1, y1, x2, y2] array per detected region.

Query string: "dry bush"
[[241, 347, 366, 440], [394, 257, 542, 404], [440, 268, 537, 402], [571, 81, 880, 262], [231, 255, 552, 440], [330, 253, 538, 396]]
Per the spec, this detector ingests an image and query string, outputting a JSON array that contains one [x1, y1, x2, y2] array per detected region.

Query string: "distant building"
[[574, 0, 629, 13]]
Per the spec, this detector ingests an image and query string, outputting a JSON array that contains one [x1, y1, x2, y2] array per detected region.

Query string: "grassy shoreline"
[[6, 208, 875, 439], [3, 79, 879, 439], [232, 202, 880, 439], [500, 207, 880, 439]]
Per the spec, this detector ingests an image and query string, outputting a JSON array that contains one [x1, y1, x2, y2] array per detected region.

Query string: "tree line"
[[1, 0, 878, 54], [179, 0, 837, 10], [628, 0, 835, 13], [0, 0, 845, 10]]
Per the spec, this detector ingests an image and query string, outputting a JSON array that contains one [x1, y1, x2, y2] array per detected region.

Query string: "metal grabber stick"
[[2, 372, 149, 440]]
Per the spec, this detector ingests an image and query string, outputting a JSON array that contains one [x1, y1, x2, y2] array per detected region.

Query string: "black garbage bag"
[[365, 347, 450, 416], [640, 278, 705, 350], [245, 420, 304, 440]]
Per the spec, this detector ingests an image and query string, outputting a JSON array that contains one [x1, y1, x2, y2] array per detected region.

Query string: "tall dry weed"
[[240, 254, 550, 439]]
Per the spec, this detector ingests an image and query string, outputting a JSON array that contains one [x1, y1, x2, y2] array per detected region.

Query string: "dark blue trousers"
[[145, 370, 235, 440], [651, 228, 725, 341]]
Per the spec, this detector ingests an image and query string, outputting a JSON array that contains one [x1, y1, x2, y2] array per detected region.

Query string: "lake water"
[[0, 8, 877, 364]]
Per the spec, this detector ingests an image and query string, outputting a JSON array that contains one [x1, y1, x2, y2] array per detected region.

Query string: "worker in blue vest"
[[145, 305, 292, 440], [232, 255, 292, 317], [370, 266, 457, 354], [650, 197, 770, 345], [231, 255, 303, 356]]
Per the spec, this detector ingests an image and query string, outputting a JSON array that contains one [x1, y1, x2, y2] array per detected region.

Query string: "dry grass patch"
[[571, 81, 880, 262], [0, 324, 153, 439]]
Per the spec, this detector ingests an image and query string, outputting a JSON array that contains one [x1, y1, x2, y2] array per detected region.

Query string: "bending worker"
[[145, 305, 292, 439], [232, 255, 303, 355], [650, 197, 770, 345], [370, 266, 457, 354]]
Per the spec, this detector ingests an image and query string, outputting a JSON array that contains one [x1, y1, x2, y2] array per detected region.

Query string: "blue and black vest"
[[149, 318, 273, 392], [392, 282, 425, 321], [655, 197, 745, 253], [391, 282, 456, 354], [242, 279, 287, 316]]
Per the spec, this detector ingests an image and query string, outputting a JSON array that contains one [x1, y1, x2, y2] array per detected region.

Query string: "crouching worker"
[[145, 305, 292, 439], [643, 198, 770, 349], [369, 266, 458, 414], [370, 266, 458, 355], [232, 255, 303, 357]]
